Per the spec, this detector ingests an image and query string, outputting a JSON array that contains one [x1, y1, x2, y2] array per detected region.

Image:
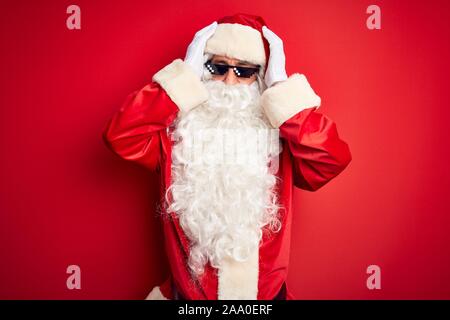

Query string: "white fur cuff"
[[261, 74, 322, 128], [152, 59, 209, 113]]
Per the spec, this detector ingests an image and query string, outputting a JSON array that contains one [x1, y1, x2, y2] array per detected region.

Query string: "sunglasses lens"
[[205, 62, 228, 75], [214, 64, 229, 75], [205, 62, 217, 74], [205, 61, 259, 78], [234, 66, 259, 78]]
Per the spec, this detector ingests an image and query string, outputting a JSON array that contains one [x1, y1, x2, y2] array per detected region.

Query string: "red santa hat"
[[205, 13, 270, 68]]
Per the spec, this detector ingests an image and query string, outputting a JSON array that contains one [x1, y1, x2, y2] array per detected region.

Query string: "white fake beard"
[[165, 79, 283, 277]]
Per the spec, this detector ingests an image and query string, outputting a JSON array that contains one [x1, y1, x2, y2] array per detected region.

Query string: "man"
[[102, 13, 352, 300]]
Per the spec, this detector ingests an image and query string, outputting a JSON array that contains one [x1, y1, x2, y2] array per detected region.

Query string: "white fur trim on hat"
[[205, 23, 266, 66], [261, 74, 321, 128], [153, 59, 209, 113], [145, 286, 169, 300], [217, 250, 259, 300]]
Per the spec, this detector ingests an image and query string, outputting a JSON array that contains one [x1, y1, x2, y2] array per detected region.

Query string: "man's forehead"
[[211, 55, 257, 66]]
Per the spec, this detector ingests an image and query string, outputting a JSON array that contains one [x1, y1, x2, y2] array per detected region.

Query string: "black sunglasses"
[[204, 60, 260, 78]]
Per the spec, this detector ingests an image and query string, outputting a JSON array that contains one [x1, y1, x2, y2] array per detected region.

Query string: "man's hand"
[[184, 21, 218, 78], [262, 26, 288, 88]]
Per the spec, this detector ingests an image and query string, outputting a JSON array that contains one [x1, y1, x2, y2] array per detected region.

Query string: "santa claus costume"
[[103, 13, 352, 300]]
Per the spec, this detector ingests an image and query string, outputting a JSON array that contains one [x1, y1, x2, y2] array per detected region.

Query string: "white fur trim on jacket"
[[261, 74, 322, 128], [145, 286, 169, 300], [153, 59, 209, 113], [205, 23, 266, 66], [218, 250, 259, 300]]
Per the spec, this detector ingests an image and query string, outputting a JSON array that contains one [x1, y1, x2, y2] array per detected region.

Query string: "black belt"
[[173, 282, 287, 300]]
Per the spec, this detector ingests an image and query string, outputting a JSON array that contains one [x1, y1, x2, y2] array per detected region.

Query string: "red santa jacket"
[[102, 59, 352, 300]]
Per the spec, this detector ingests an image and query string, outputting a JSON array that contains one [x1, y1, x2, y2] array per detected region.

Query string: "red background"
[[1, 0, 449, 299]]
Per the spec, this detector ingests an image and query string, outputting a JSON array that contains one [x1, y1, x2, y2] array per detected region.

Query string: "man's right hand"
[[184, 21, 218, 78]]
